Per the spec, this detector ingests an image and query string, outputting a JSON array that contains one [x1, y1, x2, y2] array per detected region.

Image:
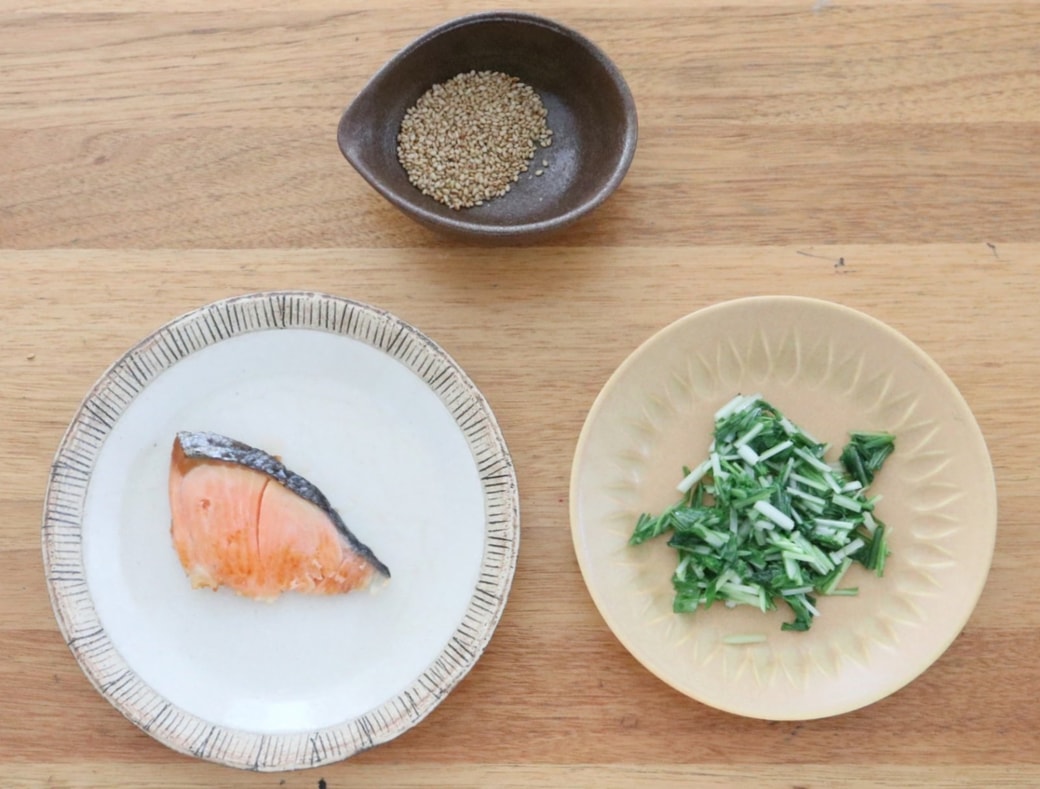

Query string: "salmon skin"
[[170, 431, 389, 600]]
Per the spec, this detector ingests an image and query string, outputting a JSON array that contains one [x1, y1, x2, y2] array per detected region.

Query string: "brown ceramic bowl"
[[337, 12, 638, 243]]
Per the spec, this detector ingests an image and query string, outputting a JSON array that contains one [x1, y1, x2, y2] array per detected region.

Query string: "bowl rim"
[[337, 10, 639, 240]]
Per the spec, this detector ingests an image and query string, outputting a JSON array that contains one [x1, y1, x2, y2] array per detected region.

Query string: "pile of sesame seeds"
[[396, 70, 553, 210]]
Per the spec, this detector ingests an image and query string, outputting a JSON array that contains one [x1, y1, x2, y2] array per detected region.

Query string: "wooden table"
[[3, 1, 1039, 786]]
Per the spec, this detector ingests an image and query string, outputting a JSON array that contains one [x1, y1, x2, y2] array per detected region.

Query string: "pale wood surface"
[[2, 1, 1039, 786]]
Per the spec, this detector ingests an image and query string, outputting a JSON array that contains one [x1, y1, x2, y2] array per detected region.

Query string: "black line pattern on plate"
[[308, 733, 326, 766], [42, 291, 519, 771], [142, 701, 172, 732]]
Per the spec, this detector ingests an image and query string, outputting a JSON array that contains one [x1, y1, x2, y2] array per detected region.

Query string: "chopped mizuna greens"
[[840, 431, 897, 487], [630, 394, 895, 632]]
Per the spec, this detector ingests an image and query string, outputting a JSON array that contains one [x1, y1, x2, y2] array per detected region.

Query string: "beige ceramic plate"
[[570, 296, 996, 720]]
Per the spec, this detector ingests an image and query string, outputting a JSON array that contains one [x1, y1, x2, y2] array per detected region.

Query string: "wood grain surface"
[[2, 1, 1039, 787]]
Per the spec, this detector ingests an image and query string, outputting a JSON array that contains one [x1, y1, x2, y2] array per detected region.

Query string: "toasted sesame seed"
[[396, 70, 553, 210]]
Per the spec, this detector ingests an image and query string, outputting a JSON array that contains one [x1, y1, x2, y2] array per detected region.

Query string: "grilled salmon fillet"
[[169, 431, 389, 600]]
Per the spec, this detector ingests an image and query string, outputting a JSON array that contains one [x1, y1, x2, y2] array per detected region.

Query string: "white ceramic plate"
[[43, 291, 519, 770], [570, 296, 996, 720]]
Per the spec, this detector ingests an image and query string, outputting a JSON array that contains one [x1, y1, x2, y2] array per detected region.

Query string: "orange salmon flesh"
[[169, 436, 384, 600]]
